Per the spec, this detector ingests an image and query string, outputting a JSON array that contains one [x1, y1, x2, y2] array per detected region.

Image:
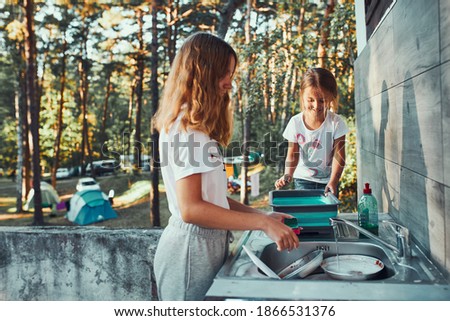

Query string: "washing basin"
[[224, 233, 432, 284], [207, 214, 450, 300], [259, 240, 396, 281]]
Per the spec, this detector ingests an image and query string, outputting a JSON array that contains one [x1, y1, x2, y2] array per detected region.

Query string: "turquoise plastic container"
[[269, 190, 340, 227]]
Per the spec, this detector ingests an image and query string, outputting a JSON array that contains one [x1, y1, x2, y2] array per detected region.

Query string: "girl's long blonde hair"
[[153, 32, 237, 146]]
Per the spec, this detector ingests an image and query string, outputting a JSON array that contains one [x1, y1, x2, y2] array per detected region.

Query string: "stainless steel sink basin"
[[259, 240, 396, 281], [207, 215, 450, 300]]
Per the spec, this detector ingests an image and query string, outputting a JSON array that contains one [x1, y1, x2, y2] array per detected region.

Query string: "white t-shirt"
[[282, 111, 349, 184], [159, 114, 229, 220]]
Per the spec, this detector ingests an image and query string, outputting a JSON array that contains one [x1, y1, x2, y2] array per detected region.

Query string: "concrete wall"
[[0, 226, 162, 300], [354, 0, 449, 273]]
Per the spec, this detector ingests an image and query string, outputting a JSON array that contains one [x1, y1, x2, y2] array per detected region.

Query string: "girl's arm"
[[326, 135, 346, 195], [227, 197, 264, 214], [176, 173, 299, 251], [275, 142, 299, 189], [227, 197, 295, 232]]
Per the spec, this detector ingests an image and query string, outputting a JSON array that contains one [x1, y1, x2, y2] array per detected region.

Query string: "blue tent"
[[66, 189, 117, 225]]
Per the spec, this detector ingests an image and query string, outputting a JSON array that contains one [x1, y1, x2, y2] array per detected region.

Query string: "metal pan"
[[277, 250, 323, 279], [320, 255, 384, 281]]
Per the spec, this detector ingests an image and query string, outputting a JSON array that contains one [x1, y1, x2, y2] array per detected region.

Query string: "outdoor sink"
[[258, 240, 396, 281], [206, 214, 450, 300]]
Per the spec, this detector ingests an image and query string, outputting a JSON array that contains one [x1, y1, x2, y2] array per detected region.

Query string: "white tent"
[[24, 181, 61, 211]]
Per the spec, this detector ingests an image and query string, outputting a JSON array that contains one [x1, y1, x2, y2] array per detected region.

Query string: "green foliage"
[[0, 116, 17, 170], [228, 1, 357, 208], [258, 165, 280, 196], [0, 55, 17, 169], [339, 116, 357, 213], [0, 1, 357, 208]]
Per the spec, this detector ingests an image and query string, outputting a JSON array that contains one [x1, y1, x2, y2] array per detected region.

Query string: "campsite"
[[0, 173, 166, 228]]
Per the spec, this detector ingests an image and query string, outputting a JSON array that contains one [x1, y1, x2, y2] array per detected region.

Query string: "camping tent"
[[66, 189, 117, 225], [24, 181, 60, 211]]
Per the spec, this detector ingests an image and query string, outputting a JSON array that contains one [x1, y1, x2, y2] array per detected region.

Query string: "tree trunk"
[[318, 0, 335, 68], [165, 0, 175, 64], [126, 78, 136, 164], [77, 15, 94, 177], [240, 0, 252, 205], [298, 0, 306, 36], [24, 0, 43, 225], [262, 34, 272, 124], [14, 89, 23, 212], [20, 61, 32, 198], [133, 8, 144, 171], [217, 0, 246, 39], [84, 119, 94, 176], [101, 64, 113, 141], [51, 36, 67, 188], [79, 57, 90, 175], [150, 1, 160, 227]]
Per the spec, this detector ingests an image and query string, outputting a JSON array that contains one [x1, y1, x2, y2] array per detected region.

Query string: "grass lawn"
[[0, 173, 271, 229]]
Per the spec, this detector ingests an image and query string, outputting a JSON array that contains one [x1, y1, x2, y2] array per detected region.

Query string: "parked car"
[[56, 168, 70, 179], [86, 160, 118, 176], [76, 177, 100, 192]]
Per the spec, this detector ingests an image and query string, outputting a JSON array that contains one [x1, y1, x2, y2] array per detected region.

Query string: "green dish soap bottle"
[[358, 183, 379, 235]]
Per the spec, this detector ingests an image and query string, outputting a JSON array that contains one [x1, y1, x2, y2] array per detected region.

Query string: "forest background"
[[0, 0, 357, 227]]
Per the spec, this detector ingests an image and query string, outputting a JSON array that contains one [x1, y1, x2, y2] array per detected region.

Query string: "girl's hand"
[[324, 183, 337, 196], [268, 211, 293, 222], [274, 174, 292, 190], [263, 212, 300, 251]]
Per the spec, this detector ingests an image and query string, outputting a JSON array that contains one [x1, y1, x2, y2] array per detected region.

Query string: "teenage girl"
[[153, 32, 299, 301]]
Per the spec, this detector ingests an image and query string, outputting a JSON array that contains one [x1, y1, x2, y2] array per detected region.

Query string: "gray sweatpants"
[[154, 216, 229, 301]]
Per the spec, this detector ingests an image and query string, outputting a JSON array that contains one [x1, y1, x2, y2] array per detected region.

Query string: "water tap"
[[330, 218, 411, 263]]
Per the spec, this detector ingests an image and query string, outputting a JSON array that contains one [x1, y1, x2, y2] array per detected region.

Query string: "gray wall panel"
[[355, 0, 448, 273], [425, 180, 446, 268], [445, 186, 450, 270], [443, 61, 450, 187], [398, 167, 430, 251], [354, 10, 394, 103], [378, 159, 401, 219], [396, 68, 443, 182], [366, 12, 395, 98], [374, 88, 400, 164], [354, 45, 369, 105], [392, 0, 439, 84], [356, 99, 376, 155], [441, 0, 450, 62]]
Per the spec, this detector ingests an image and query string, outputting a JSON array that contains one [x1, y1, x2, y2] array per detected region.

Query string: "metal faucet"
[[329, 218, 411, 262]]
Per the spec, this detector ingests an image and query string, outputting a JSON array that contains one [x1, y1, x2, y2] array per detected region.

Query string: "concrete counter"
[[0, 226, 163, 301]]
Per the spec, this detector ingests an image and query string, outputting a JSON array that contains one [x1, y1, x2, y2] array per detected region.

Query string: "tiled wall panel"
[[356, 0, 448, 272]]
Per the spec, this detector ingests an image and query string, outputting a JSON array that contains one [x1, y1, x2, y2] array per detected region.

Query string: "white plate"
[[321, 255, 384, 281], [242, 245, 280, 279]]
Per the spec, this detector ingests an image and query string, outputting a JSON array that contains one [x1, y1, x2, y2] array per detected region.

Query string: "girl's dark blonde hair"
[[300, 67, 339, 113], [153, 32, 237, 146]]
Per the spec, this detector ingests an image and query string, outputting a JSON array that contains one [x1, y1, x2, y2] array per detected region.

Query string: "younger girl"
[[153, 32, 299, 301], [275, 67, 349, 195]]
